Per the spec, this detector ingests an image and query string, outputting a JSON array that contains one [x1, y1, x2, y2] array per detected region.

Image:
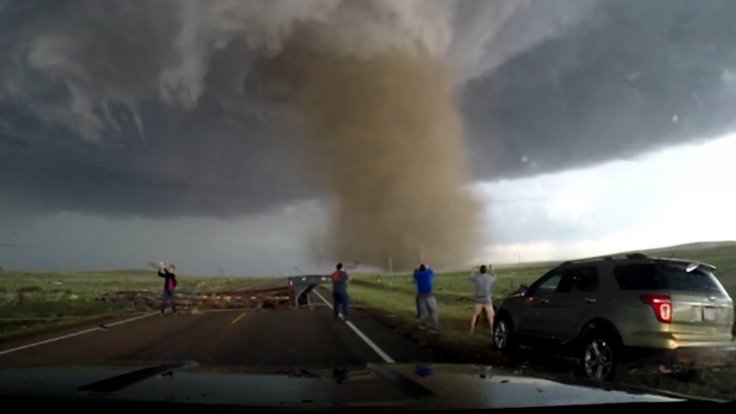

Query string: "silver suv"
[[493, 254, 735, 381]]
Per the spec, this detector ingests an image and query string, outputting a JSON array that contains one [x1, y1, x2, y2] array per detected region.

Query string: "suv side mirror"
[[516, 285, 529, 296]]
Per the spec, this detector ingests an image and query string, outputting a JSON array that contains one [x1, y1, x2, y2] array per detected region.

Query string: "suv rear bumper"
[[624, 345, 736, 371]]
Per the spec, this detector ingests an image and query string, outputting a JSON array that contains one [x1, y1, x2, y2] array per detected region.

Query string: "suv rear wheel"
[[493, 315, 515, 352], [581, 332, 618, 381]]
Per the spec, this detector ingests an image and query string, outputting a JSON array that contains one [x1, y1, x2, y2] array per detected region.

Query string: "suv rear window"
[[614, 262, 725, 295]]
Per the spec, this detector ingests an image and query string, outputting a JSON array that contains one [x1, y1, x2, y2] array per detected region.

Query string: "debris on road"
[[96, 286, 290, 311]]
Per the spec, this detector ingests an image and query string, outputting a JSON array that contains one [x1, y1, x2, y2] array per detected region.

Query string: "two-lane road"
[[0, 289, 432, 369]]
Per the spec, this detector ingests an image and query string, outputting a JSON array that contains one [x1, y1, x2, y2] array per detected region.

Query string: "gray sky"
[[476, 133, 736, 263], [2, 0, 736, 274], [0, 200, 327, 275]]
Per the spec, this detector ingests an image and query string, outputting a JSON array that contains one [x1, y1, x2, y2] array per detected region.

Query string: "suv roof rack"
[[656, 257, 717, 271], [560, 252, 650, 266]]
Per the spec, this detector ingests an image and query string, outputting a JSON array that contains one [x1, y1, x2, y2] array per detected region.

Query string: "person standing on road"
[[413, 264, 440, 331], [468, 264, 497, 334], [331, 262, 350, 321], [158, 262, 178, 316]]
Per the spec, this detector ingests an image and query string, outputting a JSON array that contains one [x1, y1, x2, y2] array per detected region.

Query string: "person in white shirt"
[[468, 264, 497, 334]]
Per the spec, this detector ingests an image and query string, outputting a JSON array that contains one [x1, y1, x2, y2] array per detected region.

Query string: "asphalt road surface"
[[0, 286, 432, 369]]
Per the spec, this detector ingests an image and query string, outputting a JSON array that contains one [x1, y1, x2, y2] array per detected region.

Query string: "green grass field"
[[348, 242, 736, 400], [0, 270, 261, 338]]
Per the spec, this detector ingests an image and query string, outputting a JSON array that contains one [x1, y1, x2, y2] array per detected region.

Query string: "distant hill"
[[493, 241, 736, 270], [624, 241, 736, 258]]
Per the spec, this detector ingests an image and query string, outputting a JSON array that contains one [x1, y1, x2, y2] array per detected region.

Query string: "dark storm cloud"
[[464, 0, 736, 178], [0, 92, 307, 217], [0, 0, 310, 217], [2, 0, 735, 218]]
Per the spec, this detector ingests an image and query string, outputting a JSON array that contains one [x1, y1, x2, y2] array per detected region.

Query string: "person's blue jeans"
[[416, 294, 440, 329], [161, 289, 176, 314], [333, 290, 349, 320]]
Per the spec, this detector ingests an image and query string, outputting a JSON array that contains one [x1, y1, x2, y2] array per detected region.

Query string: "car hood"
[[0, 362, 689, 410]]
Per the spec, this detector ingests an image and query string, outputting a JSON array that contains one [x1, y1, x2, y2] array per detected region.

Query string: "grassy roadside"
[[348, 245, 736, 400], [0, 270, 264, 339], [349, 266, 547, 352]]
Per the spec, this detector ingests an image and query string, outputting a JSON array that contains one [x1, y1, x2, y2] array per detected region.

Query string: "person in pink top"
[[158, 262, 178, 315]]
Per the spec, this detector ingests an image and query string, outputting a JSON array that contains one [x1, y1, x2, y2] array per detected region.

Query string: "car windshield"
[[660, 263, 727, 295], [615, 262, 727, 296], [2, 0, 736, 409]]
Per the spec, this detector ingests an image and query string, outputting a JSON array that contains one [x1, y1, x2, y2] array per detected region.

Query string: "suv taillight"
[[640, 295, 672, 323]]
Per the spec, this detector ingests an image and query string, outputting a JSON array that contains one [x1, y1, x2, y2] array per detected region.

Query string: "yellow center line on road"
[[230, 311, 247, 325]]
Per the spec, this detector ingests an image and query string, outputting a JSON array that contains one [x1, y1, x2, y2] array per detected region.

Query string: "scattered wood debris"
[[96, 286, 290, 311]]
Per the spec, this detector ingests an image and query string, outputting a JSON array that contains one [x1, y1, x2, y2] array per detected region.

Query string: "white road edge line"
[[105, 312, 158, 327], [0, 312, 157, 356], [313, 289, 395, 364]]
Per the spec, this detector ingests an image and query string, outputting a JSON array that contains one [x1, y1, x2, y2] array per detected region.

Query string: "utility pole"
[[388, 256, 393, 275]]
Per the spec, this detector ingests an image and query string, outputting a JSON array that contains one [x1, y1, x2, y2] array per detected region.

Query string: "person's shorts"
[[474, 297, 492, 306]]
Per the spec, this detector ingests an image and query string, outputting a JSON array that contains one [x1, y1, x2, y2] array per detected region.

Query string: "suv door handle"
[[584, 298, 597, 304], [539, 299, 550, 305]]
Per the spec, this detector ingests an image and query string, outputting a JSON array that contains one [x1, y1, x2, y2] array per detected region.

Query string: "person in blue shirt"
[[413, 263, 439, 331]]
